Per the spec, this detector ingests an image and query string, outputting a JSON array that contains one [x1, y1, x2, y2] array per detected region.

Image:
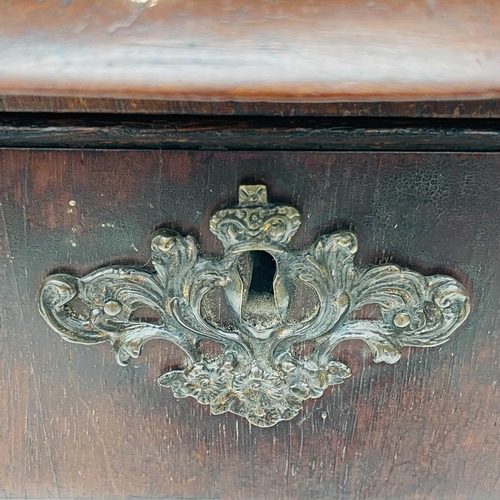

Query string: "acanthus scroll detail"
[[38, 184, 470, 427]]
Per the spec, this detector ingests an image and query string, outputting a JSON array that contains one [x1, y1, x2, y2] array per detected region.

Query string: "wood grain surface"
[[2, 98, 500, 118], [1, 0, 500, 102], [1, 150, 499, 499], [1, 114, 500, 151]]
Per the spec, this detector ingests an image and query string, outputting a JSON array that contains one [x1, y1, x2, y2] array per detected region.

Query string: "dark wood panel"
[[3, 98, 500, 118], [1, 150, 499, 499], [1, 1, 500, 101], [1, 115, 500, 151]]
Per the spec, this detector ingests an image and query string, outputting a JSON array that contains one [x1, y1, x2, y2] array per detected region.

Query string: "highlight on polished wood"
[[1, 0, 500, 102]]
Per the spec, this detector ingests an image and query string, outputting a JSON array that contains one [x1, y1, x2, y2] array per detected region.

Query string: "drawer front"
[[1, 150, 498, 499]]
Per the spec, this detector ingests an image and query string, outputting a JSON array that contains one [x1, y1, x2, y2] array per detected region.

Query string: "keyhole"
[[248, 251, 276, 296], [238, 251, 280, 337]]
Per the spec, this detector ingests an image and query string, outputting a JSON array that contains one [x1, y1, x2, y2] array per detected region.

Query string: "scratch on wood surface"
[[75, 392, 121, 495], [18, 151, 62, 496]]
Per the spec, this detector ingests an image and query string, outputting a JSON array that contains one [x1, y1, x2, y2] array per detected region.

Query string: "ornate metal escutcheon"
[[39, 185, 470, 427]]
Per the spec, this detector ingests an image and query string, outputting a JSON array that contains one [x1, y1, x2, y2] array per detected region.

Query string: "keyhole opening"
[[236, 250, 281, 336], [248, 251, 276, 296]]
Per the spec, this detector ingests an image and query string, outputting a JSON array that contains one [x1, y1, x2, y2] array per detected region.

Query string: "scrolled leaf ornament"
[[38, 185, 470, 427]]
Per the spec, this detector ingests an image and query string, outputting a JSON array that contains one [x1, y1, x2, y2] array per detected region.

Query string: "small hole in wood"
[[292, 339, 317, 358], [286, 280, 320, 324], [64, 297, 90, 320], [198, 339, 224, 359], [349, 303, 382, 321], [200, 286, 237, 331], [130, 306, 162, 324]]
